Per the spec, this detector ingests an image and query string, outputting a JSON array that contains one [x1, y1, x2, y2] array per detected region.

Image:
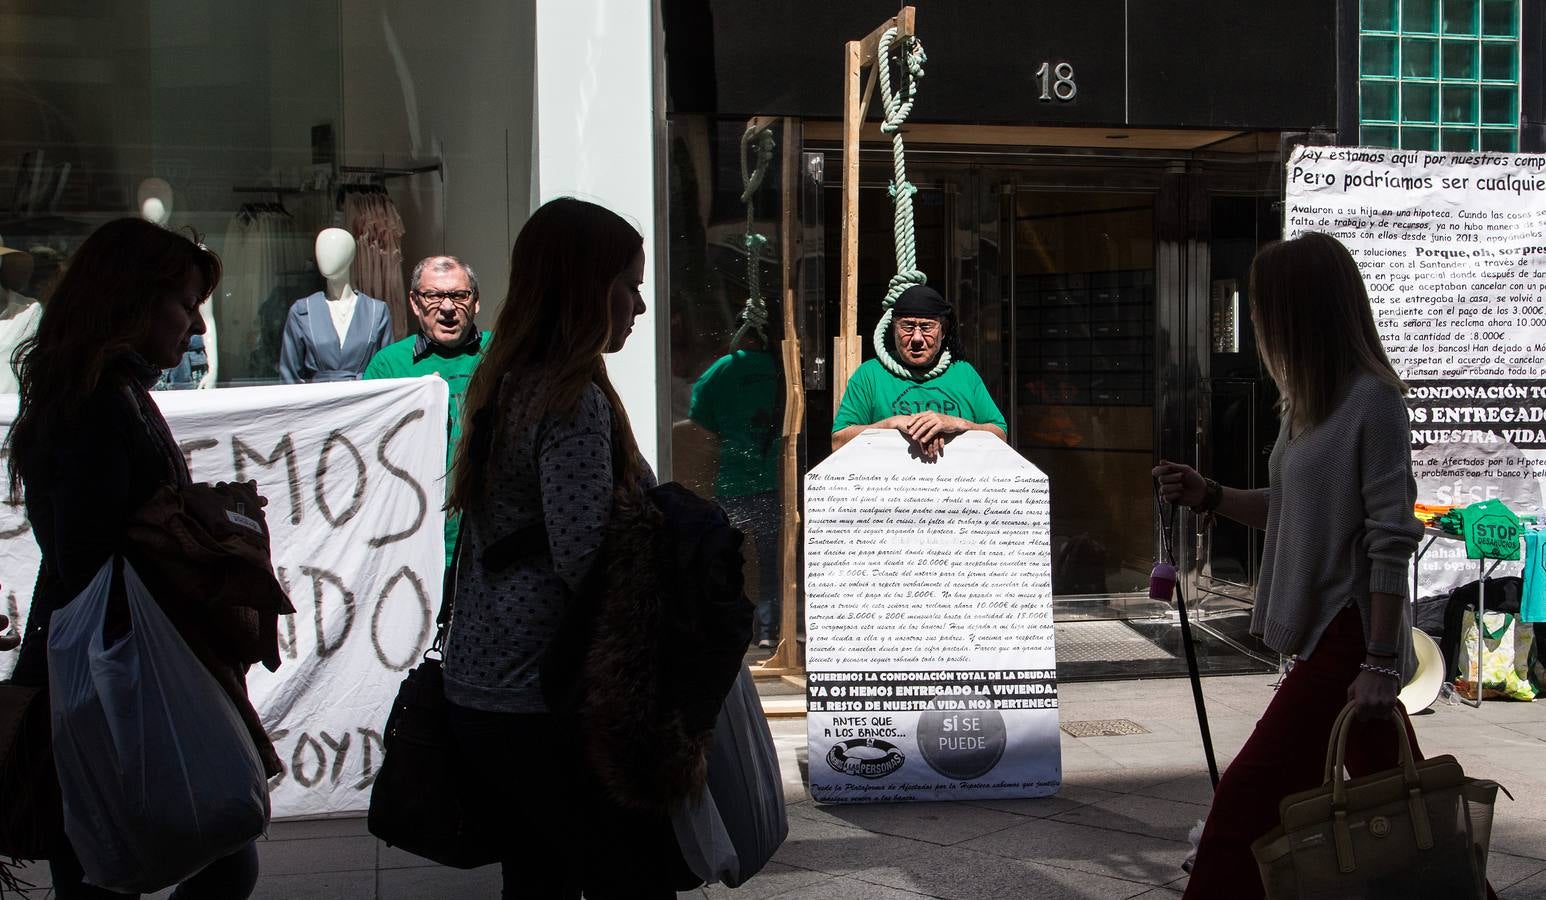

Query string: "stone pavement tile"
[[1074, 740, 1219, 774], [963, 783, 1124, 819], [249, 869, 376, 900], [774, 813, 1158, 898], [754, 875, 938, 899], [789, 799, 1027, 847], [1490, 811, 1546, 861], [1050, 794, 1212, 844], [682, 860, 836, 899], [1502, 868, 1546, 900], [1059, 767, 1196, 796], [378, 863, 503, 899], [1126, 889, 1184, 899], [376, 842, 489, 871], [253, 833, 376, 876], [7, 859, 50, 891], [1129, 771, 1216, 807], [958, 813, 1189, 886], [1414, 722, 1541, 753], [1490, 851, 1546, 892], [1056, 741, 1124, 773], [264, 816, 372, 841]]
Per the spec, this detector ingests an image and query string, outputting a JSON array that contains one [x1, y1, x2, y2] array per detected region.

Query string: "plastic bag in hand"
[[671, 667, 788, 887], [47, 559, 269, 893]]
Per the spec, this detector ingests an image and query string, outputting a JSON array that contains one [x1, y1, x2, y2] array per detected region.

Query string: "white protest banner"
[[804, 430, 1059, 804], [1284, 146, 1546, 597], [0, 377, 448, 819]]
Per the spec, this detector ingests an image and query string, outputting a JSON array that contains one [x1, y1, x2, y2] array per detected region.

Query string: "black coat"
[[9, 364, 181, 687]]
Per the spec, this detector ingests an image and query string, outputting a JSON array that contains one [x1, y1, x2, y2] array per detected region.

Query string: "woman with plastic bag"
[[5, 218, 266, 899]]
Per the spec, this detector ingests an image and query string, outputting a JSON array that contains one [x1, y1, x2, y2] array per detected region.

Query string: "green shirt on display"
[[363, 331, 490, 565], [689, 349, 780, 497], [831, 358, 1006, 436]]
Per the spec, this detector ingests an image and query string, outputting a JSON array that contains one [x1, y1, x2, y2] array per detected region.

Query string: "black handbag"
[[366, 531, 501, 869]]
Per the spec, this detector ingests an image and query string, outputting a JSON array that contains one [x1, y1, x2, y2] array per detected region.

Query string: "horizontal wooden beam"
[[856, 6, 915, 66]]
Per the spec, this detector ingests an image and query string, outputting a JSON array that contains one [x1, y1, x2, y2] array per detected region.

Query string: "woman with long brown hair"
[[1155, 232, 1484, 898], [5, 218, 262, 899], [442, 197, 690, 898]]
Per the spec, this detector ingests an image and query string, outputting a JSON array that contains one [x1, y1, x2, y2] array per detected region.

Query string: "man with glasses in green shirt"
[[364, 255, 490, 565], [832, 285, 1006, 461]]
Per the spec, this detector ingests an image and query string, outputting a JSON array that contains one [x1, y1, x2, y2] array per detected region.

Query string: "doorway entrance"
[[809, 141, 1282, 678]]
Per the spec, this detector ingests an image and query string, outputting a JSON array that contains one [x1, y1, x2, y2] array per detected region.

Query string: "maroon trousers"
[[1184, 607, 1425, 899]]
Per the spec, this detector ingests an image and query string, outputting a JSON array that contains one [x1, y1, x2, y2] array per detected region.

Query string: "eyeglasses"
[[414, 289, 475, 306], [896, 320, 940, 336]]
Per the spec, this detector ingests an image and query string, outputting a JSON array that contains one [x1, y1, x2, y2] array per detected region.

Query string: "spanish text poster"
[[804, 430, 1060, 803], [1284, 146, 1546, 595]]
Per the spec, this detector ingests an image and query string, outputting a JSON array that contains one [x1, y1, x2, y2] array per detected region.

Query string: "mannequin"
[[278, 228, 392, 383], [135, 178, 219, 389], [0, 245, 40, 394], [136, 177, 174, 226]]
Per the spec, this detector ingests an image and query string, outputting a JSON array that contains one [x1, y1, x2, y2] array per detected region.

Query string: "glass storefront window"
[[1, 2, 529, 389]]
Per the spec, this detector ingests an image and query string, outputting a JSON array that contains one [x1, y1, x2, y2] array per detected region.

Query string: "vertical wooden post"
[[835, 38, 864, 416], [833, 8, 915, 416], [761, 117, 806, 674]]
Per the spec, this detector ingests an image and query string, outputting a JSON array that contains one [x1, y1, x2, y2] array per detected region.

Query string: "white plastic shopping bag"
[[47, 559, 269, 893], [672, 666, 788, 887]]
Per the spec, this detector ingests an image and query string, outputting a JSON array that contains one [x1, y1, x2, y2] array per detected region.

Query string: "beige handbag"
[[1251, 702, 1501, 899]]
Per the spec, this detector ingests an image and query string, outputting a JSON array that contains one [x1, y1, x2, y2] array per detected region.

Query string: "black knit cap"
[[892, 284, 951, 319]]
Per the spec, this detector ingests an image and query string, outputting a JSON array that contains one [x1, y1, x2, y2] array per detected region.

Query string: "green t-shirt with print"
[[689, 349, 780, 497], [832, 358, 1006, 435]]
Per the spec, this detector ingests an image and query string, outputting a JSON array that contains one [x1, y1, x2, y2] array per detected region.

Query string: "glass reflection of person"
[[831, 285, 1006, 461], [689, 332, 781, 648]]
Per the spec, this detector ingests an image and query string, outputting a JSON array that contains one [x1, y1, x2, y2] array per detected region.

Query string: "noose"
[[872, 28, 949, 381], [732, 123, 776, 350]]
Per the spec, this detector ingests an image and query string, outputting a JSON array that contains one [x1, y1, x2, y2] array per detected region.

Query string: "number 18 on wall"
[[1034, 61, 1077, 101]]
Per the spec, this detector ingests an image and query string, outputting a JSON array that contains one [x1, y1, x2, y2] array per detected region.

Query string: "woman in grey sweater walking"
[[1155, 232, 1436, 899]]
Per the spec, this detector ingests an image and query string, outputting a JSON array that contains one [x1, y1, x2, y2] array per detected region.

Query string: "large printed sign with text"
[[804, 430, 1060, 803], [1285, 146, 1546, 595], [0, 377, 448, 820]]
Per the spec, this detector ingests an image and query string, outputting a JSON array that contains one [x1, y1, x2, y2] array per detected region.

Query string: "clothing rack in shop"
[[337, 162, 443, 181]]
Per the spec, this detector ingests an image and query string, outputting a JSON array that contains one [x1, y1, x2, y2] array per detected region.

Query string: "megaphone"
[[1398, 628, 1445, 715]]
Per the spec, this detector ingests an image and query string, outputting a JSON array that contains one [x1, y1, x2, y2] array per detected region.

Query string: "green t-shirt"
[[363, 331, 490, 564], [689, 350, 781, 497], [832, 358, 1006, 435]]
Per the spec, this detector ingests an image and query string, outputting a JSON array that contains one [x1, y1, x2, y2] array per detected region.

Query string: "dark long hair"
[[1248, 231, 1404, 433], [6, 218, 220, 499], [446, 198, 646, 512]]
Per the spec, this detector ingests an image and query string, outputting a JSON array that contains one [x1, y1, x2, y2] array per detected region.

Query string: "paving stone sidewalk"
[[14, 674, 1546, 898]]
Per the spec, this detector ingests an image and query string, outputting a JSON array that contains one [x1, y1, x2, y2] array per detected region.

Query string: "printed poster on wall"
[[804, 430, 1060, 804], [0, 377, 448, 820], [1284, 146, 1546, 597]]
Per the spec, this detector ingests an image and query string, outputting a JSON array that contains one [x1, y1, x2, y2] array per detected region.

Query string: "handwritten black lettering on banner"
[[371, 409, 428, 547], [301, 566, 355, 658], [267, 726, 386, 792], [315, 431, 367, 527], [371, 566, 431, 671], [233, 434, 305, 525]]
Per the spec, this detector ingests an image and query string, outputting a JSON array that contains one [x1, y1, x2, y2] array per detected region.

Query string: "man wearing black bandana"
[[364, 255, 490, 564], [832, 285, 1006, 461]]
